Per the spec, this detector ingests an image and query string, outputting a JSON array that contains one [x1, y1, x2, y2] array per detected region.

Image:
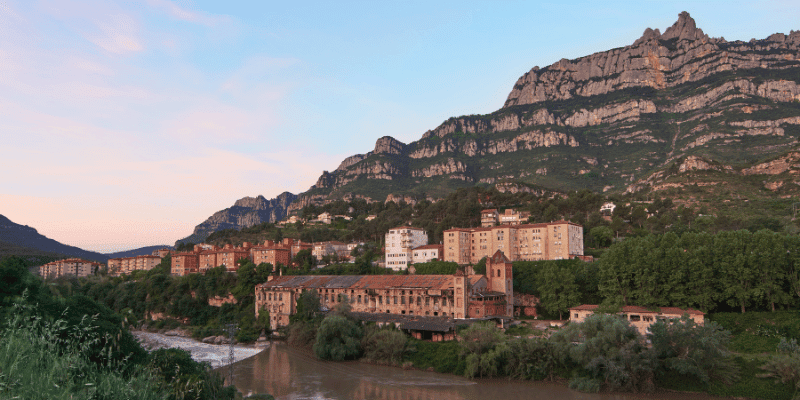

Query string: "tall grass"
[[0, 303, 166, 399]]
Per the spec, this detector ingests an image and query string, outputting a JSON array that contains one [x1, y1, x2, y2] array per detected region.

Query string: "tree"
[[313, 314, 362, 361], [648, 315, 739, 385], [590, 226, 613, 248], [538, 262, 580, 320], [550, 314, 655, 393], [459, 322, 507, 378], [291, 289, 321, 323], [361, 325, 412, 366]]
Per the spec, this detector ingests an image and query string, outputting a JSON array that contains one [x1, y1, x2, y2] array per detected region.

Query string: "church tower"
[[487, 250, 514, 317], [453, 269, 469, 319]]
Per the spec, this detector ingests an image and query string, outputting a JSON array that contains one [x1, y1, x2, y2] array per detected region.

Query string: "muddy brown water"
[[229, 342, 722, 400]]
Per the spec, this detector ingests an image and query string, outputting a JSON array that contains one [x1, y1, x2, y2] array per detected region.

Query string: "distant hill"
[[105, 245, 172, 259], [0, 214, 109, 262]]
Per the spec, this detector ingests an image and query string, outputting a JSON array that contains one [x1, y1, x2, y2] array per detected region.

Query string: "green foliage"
[[404, 339, 465, 375], [361, 324, 413, 366], [551, 314, 655, 392], [710, 311, 800, 353], [291, 289, 321, 323], [149, 348, 232, 400], [459, 322, 507, 378], [598, 230, 799, 313], [504, 337, 560, 381], [648, 315, 739, 385], [313, 314, 363, 361], [759, 338, 800, 399], [0, 307, 167, 400]]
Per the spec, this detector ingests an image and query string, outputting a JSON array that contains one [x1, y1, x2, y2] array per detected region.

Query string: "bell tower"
[[488, 250, 514, 317]]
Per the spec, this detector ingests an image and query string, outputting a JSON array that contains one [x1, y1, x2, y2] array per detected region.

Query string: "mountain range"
[[178, 11, 800, 244]]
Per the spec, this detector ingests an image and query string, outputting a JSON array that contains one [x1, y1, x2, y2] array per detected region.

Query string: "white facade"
[[385, 227, 428, 271], [411, 245, 442, 264]]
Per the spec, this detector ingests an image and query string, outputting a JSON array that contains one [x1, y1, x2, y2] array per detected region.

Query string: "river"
[[230, 342, 722, 400]]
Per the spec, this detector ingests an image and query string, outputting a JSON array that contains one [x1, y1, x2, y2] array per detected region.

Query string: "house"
[[412, 244, 444, 264], [569, 304, 705, 335], [600, 202, 616, 216]]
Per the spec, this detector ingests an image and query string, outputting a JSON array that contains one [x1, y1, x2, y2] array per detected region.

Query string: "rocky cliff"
[[282, 12, 799, 210], [177, 192, 297, 245]]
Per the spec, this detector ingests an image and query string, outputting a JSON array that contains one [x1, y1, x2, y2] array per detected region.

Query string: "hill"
[[0, 214, 109, 262]]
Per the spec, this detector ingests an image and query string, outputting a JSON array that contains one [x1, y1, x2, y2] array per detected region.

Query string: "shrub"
[[313, 315, 363, 361], [648, 315, 739, 385], [361, 325, 413, 366], [550, 314, 655, 392]]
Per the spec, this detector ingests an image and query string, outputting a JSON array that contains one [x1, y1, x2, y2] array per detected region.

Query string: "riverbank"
[[132, 330, 266, 369]]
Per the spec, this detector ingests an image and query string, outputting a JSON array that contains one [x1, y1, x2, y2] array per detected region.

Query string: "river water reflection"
[[231, 342, 719, 400]]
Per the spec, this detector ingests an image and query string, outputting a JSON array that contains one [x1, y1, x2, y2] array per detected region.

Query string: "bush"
[[313, 315, 362, 361], [550, 314, 655, 392], [361, 324, 413, 366], [404, 340, 465, 375], [648, 315, 739, 385], [504, 337, 560, 381]]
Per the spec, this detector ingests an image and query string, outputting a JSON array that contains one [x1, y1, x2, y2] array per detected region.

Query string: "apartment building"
[[256, 250, 514, 329], [384, 226, 428, 271], [250, 244, 291, 267], [108, 255, 162, 276], [38, 258, 100, 279], [443, 220, 584, 264]]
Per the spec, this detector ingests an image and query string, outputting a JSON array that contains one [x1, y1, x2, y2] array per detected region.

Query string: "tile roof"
[[257, 274, 483, 291]]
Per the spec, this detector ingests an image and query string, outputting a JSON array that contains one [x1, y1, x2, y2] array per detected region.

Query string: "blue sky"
[[1, 0, 797, 252]]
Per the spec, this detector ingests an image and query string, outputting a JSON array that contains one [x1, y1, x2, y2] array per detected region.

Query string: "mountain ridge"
[[181, 11, 800, 242]]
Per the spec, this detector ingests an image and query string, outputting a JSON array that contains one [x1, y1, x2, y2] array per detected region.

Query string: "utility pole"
[[226, 323, 238, 385]]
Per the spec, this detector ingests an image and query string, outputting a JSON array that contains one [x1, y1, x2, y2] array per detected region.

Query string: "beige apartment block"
[[38, 258, 99, 279], [443, 220, 584, 264], [108, 255, 162, 276], [385, 226, 428, 271], [569, 304, 705, 336]]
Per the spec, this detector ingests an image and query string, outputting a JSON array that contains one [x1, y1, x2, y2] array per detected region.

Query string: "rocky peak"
[[633, 27, 661, 46], [373, 136, 406, 155], [234, 195, 268, 209], [661, 11, 705, 41]]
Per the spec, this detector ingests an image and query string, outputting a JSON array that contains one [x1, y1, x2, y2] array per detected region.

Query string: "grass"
[[0, 308, 166, 399]]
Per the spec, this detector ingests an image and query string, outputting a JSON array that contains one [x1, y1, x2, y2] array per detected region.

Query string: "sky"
[[1, 0, 798, 253]]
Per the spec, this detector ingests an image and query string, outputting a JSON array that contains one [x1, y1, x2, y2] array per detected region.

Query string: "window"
[[629, 315, 641, 322]]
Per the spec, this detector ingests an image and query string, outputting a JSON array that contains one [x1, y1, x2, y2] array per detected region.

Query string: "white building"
[[412, 244, 444, 264], [385, 226, 428, 271]]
